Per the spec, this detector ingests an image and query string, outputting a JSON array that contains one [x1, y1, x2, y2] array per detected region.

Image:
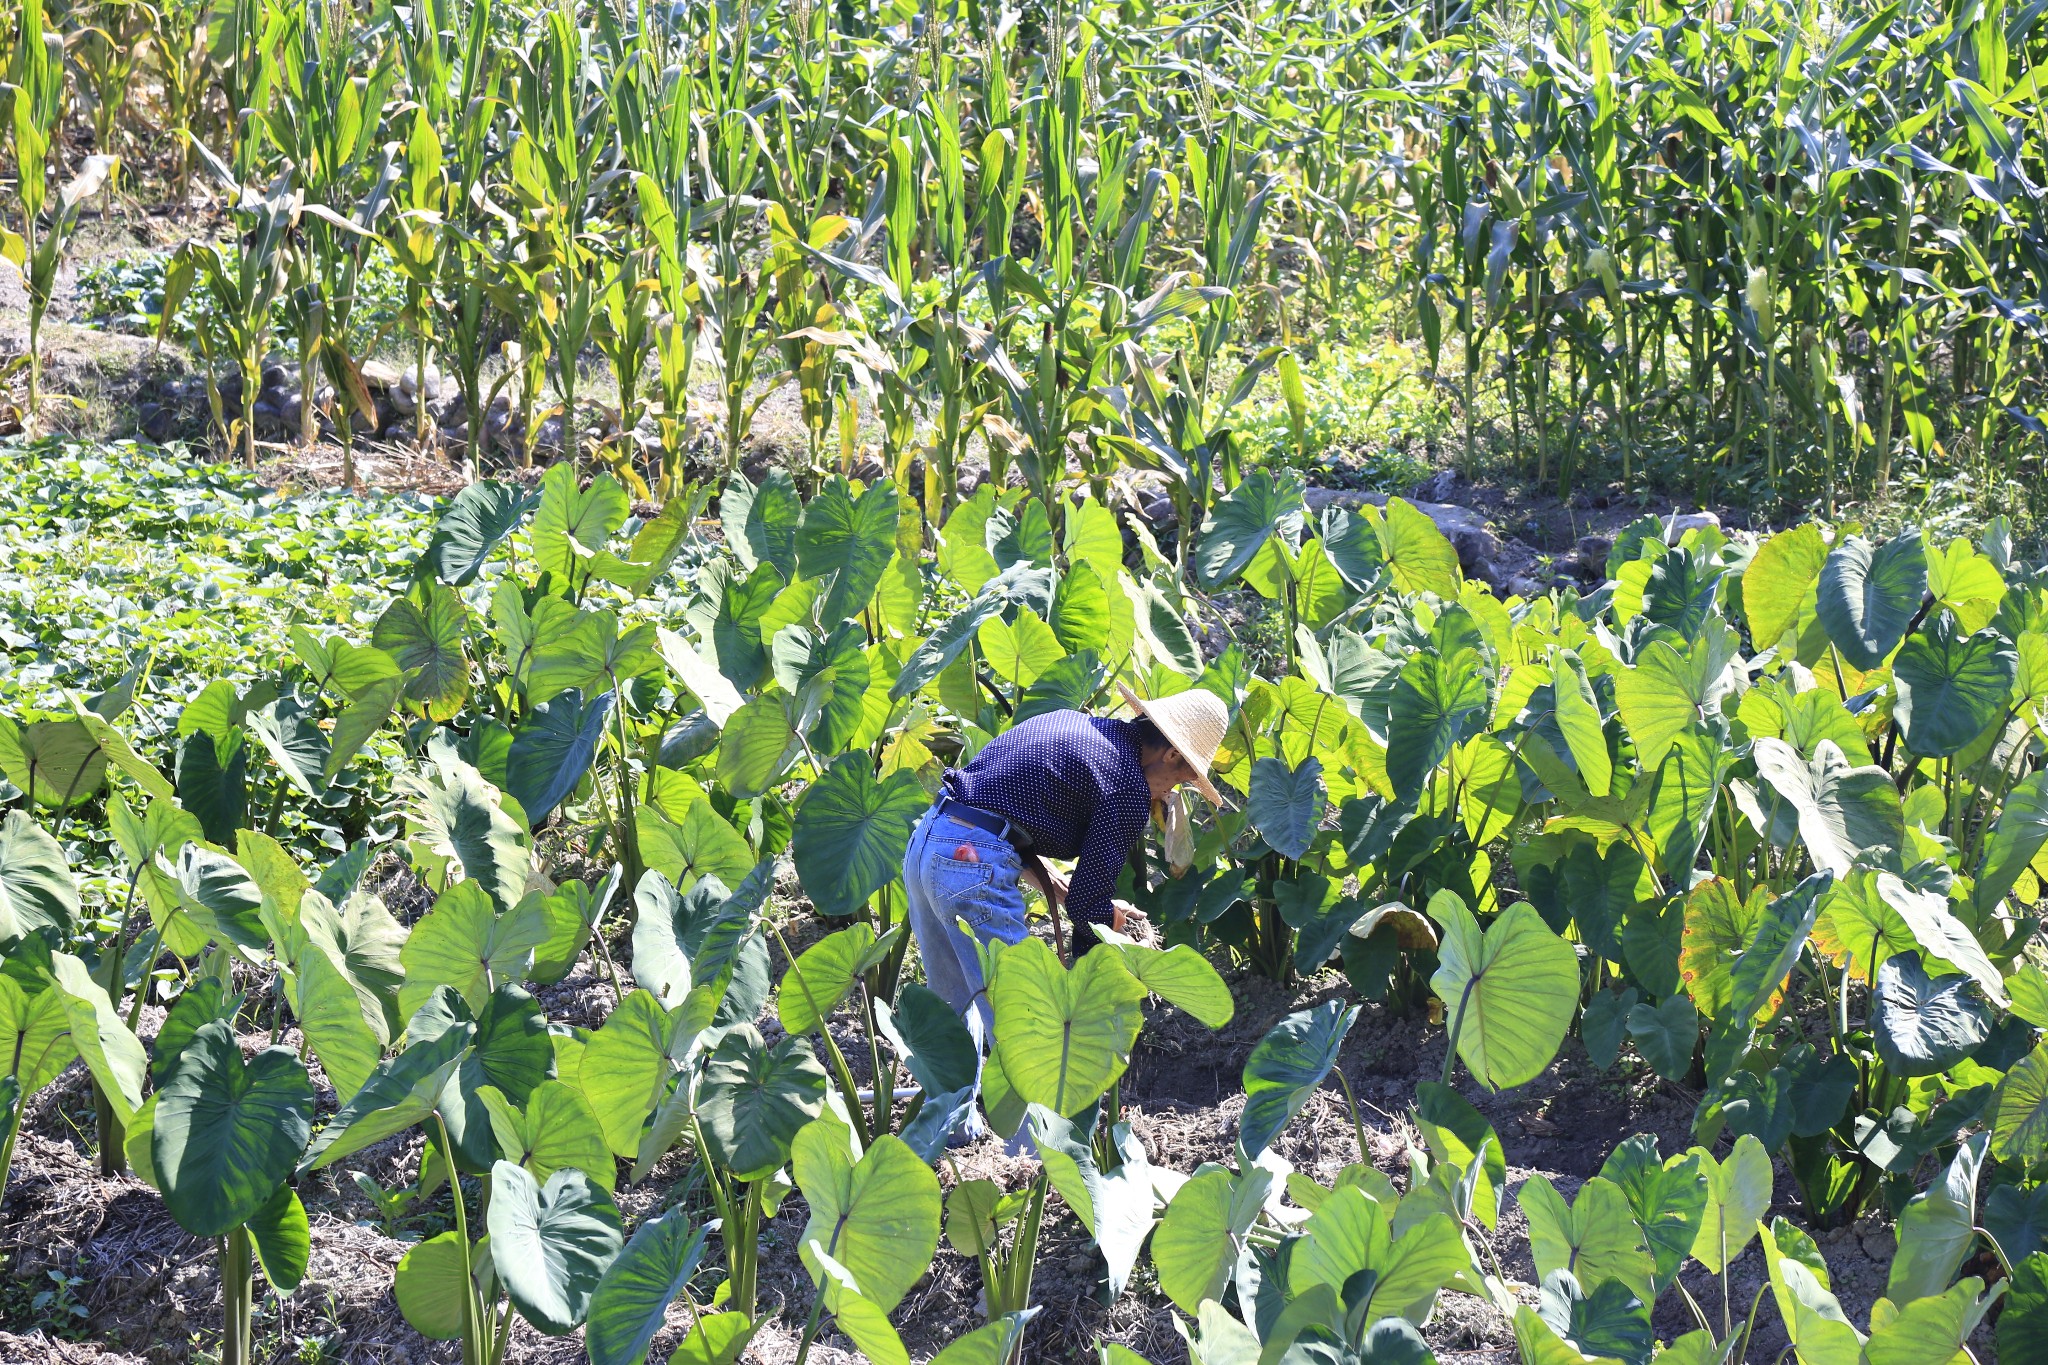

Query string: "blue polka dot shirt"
[[942, 710, 1154, 927]]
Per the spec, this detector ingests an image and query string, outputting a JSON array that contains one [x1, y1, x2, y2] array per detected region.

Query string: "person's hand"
[[1109, 900, 1148, 936]]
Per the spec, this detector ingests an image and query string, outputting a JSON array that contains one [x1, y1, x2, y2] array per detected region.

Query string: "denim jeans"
[[902, 801, 1029, 1047]]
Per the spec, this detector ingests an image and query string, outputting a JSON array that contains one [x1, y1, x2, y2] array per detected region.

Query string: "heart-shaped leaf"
[[533, 464, 630, 587], [1519, 1174, 1655, 1301], [989, 937, 1148, 1118], [507, 689, 615, 825], [0, 811, 78, 943], [154, 1020, 314, 1237], [1239, 1000, 1357, 1161], [795, 1125, 942, 1313], [586, 1208, 711, 1365], [1751, 738, 1903, 878], [1247, 756, 1325, 861], [424, 480, 538, 586], [791, 753, 927, 918], [697, 1026, 828, 1180], [1816, 529, 1927, 669], [487, 1160, 623, 1333], [1893, 616, 2017, 758], [1688, 1134, 1772, 1274], [1429, 892, 1579, 1091], [798, 476, 901, 622], [1874, 953, 1992, 1077]]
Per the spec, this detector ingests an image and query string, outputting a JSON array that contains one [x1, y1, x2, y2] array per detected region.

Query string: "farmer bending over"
[[902, 684, 1226, 1055]]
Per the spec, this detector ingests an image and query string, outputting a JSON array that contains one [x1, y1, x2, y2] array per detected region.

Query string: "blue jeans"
[[902, 801, 1029, 1047]]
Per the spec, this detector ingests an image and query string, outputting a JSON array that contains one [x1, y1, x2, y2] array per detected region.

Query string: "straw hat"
[[1117, 682, 1227, 805]]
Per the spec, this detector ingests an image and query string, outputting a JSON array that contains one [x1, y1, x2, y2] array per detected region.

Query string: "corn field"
[[5, 0, 2048, 517]]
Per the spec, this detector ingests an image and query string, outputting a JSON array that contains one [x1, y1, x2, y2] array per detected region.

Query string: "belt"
[[934, 792, 1029, 849]]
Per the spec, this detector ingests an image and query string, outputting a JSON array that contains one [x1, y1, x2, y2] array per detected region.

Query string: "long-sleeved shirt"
[[941, 710, 1153, 927]]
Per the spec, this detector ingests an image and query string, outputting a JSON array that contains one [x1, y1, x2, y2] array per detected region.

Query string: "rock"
[[358, 359, 403, 391], [1670, 509, 1721, 536], [386, 384, 416, 416], [260, 361, 291, 389], [1505, 575, 1546, 599], [529, 414, 565, 455], [1138, 493, 1176, 526], [1575, 534, 1613, 565], [853, 455, 885, 483], [1303, 487, 1501, 574], [1860, 1226, 1896, 1260], [135, 402, 174, 443], [251, 399, 289, 434], [1416, 468, 1461, 502], [398, 364, 443, 400]]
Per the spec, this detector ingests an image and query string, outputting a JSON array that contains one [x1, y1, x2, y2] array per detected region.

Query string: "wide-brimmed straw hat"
[[1117, 682, 1227, 806]]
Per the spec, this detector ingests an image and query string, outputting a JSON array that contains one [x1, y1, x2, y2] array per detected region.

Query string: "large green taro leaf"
[[532, 463, 630, 587], [393, 1231, 474, 1340], [1873, 953, 1991, 1078], [299, 992, 474, 1173], [794, 1124, 942, 1313], [1688, 1134, 1772, 1275], [0, 811, 76, 943], [1597, 1135, 1707, 1296], [721, 469, 802, 578], [1743, 523, 1828, 654], [1288, 1183, 1471, 1326], [153, 1020, 314, 1237], [1887, 1135, 1985, 1304], [1976, 769, 2048, 915], [791, 753, 927, 918], [1247, 755, 1326, 861], [1385, 651, 1489, 802], [373, 581, 472, 721], [586, 1208, 711, 1365], [696, 1026, 827, 1180], [1816, 529, 1927, 670], [1153, 1164, 1277, 1316], [405, 759, 532, 913], [1519, 1175, 1655, 1302], [797, 475, 901, 623], [0, 717, 106, 809], [506, 689, 614, 825], [1429, 892, 1579, 1091], [398, 880, 550, 1020], [1892, 615, 2017, 758], [776, 922, 897, 1037], [1193, 468, 1306, 588], [1239, 1000, 1357, 1161], [989, 938, 1148, 1118], [1612, 623, 1742, 770], [1750, 738, 1903, 878], [424, 479, 538, 586], [46, 951, 146, 1123], [487, 1160, 623, 1334]]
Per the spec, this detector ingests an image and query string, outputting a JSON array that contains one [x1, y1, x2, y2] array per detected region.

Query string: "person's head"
[[1118, 686, 1227, 805], [1132, 718, 1201, 800]]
